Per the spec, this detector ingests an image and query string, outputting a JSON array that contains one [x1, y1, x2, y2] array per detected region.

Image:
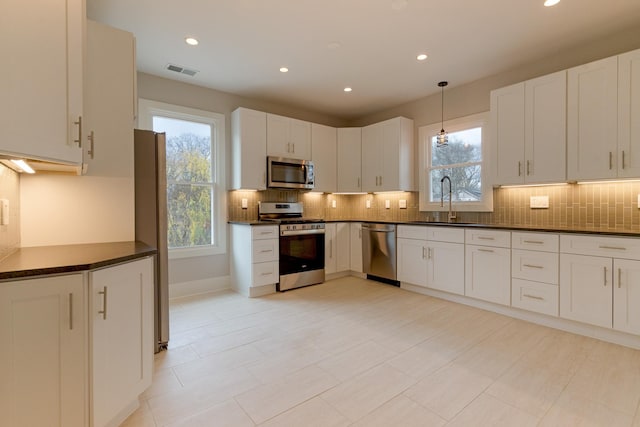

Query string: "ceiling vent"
[[166, 63, 198, 77]]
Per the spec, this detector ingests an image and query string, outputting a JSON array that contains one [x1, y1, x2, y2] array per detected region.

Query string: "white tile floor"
[[122, 276, 640, 427]]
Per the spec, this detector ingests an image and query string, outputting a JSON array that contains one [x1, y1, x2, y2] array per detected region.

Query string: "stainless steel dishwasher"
[[362, 223, 398, 285]]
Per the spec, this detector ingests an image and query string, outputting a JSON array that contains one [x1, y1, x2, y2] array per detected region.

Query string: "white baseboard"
[[401, 282, 640, 350], [169, 276, 231, 299]]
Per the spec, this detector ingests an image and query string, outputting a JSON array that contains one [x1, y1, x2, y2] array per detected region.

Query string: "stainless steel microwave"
[[267, 156, 315, 189]]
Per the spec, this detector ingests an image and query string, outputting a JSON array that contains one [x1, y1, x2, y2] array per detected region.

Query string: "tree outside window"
[[153, 117, 215, 249]]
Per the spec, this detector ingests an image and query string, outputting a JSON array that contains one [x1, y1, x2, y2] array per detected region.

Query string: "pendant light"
[[437, 81, 448, 147]]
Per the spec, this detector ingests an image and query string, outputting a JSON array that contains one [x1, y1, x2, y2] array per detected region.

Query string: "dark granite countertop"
[[229, 219, 640, 237], [0, 241, 157, 280]]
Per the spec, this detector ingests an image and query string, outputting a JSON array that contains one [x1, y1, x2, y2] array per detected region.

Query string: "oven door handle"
[[280, 229, 325, 236]]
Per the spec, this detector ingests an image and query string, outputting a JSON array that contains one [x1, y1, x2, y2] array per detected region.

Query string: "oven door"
[[279, 231, 325, 290]]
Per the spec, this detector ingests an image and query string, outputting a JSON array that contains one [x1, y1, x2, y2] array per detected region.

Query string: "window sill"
[[169, 245, 226, 260]]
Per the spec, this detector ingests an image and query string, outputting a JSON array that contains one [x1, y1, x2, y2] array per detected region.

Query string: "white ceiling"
[[87, 0, 640, 120]]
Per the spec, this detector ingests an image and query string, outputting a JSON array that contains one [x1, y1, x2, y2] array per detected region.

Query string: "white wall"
[[20, 175, 134, 247]]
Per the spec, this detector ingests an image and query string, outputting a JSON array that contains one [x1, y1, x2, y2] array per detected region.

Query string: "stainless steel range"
[[258, 202, 325, 291]]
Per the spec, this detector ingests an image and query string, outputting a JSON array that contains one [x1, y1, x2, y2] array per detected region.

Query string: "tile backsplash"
[[0, 164, 20, 259], [229, 181, 640, 232]]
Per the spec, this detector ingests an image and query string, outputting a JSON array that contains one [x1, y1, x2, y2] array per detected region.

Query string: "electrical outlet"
[[399, 199, 407, 209], [241, 198, 248, 209], [366, 199, 371, 209], [332, 200, 337, 208], [0, 199, 8, 225], [530, 195, 549, 209], [638, 194, 640, 208], [385, 200, 391, 209]]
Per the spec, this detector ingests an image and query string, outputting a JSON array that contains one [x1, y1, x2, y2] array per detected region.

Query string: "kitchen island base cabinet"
[[91, 257, 154, 427], [0, 274, 86, 427]]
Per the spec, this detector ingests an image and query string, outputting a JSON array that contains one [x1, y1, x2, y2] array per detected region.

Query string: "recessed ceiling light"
[[417, 53, 428, 61], [279, 67, 289, 73], [544, 0, 560, 6], [185, 37, 199, 46], [344, 87, 352, 93]]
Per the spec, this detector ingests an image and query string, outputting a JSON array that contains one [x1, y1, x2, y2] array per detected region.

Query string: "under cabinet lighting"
[[11, 159, 35, 174], [499, 183, 568, 189], [577, 179, 640, 185], [344, 87, 353, 92]]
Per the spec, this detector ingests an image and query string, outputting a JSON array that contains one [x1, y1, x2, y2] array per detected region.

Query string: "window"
[[419, 112, 492, 212], [138, 99, 226, 258]]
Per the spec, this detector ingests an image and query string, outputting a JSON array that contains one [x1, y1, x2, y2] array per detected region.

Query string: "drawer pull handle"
[[523, 264, 544, 269], [260, 231, 273, 235], [98, 286, 108, 320], [69, 293, 74, 330], [478, 248, 494, 253], [422, 247, 426, 259], [618, 268, 622, 289], [604, 267, 608, 287], [260, 272, 272, 276], [598, 245, 626, 251], [477, 236, 495, 241], [518, 161, 522, 177], [260, 249, 273, 253], [523, 294, 545, 301], [523, 240, 544, 244]]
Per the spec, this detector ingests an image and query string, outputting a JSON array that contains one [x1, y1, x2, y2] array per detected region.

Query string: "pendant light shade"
[[437, 81, 448, 147]]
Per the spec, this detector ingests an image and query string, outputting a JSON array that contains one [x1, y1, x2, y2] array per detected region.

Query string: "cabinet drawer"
[[465, 229, 511, 248], [252, 261, 279, 287], [397, 225, 428, 240], [252, 225, 279, 240], [512, 249, 559, 284], [512, 279, 559, 317], [560, 234, 640, 260], [426, 227, 465, 244], [512, 232, 559, 252], [252, 239, 279, 263]]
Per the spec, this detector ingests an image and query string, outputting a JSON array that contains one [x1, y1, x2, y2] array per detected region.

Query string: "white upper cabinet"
[[231, 108, 267, 190], [337, 128, 363, 193], [618, 48, 640, 178], [491, 83, 525, 185], [267, 114, 311, 160], [0, 0, 84, 164], [84, 20, 136, 177], [491, 70, 566, 185], [567, 56, 619, 180], [361, 117, 414, 192], [311, 123, 337, 193]]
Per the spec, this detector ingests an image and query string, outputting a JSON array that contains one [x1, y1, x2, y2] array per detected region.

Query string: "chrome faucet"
[[440, 175, 457, 223]]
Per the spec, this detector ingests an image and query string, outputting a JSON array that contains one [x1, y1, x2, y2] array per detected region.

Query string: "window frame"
[[418, 112, 493, 212], [138, 98, 227, 259]]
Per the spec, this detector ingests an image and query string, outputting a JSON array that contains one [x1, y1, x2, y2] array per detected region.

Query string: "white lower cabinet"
[[90, 257, 154, 427], [560, 253, 613, 328], [397, 225, 464, 295], [397, 236, 428, 287], [465, 229, 511, 305], [465, 244, 511, 305], [613, 258, 640, 334], [0, 274, 86, 427], [0, 256, 154, 427], [350, 223, 363, 273], [427, 240, 465, 295], [325, 222, 350, 275], [231, 225, 279, 296], [560, 234, 640, 333]]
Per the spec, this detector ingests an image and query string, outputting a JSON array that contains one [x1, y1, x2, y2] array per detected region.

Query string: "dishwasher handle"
[[362, 223, 396, 233]]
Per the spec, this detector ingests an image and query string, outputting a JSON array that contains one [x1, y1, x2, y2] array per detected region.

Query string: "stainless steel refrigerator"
[[134, 129, 169, 352]]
